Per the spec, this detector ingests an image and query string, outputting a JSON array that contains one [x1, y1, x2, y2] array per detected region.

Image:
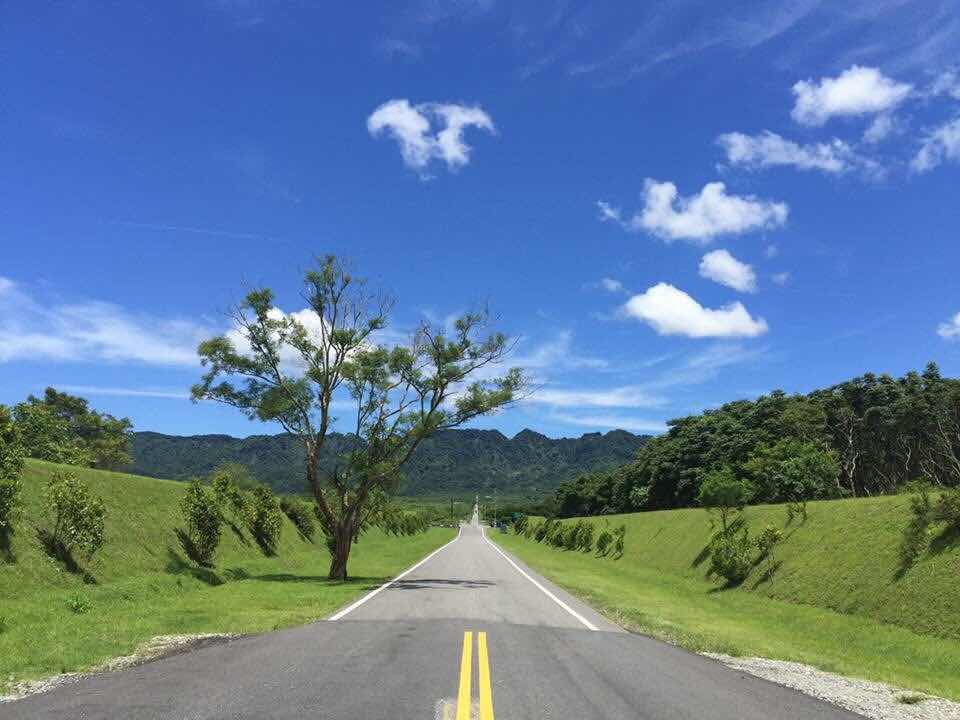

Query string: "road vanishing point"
[[5, 509, 863, 719]]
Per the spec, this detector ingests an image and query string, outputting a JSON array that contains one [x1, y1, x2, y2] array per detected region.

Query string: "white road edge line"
[[481, 526, 599, 631], [327, 525, 462, 621]]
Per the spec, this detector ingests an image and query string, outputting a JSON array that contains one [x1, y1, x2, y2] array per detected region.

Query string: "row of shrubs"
[[899, 482, 960, 570], [513, 515, 626, 558]]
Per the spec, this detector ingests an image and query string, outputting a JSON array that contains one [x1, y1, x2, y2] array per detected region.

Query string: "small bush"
[[280, 497, 316, 540], [43, 471, 107, 559], [595, 526, 613, 556], [933, 486, 960, 528], [0, 615, 8, 634], [611, 524, 626, 558], [246, 485, 283, 554], [0, 405, 24, 536], [709, 529, 753, 584], [533, 520, 549, 542], [575, 520, 594, 552], [66, 592, 91, 614], [513, 515, 528, 536], [899, 481, 933, 570], [755, 524, 783, 560], [211, 471, 247, 521], [179, 479, 222, 565]]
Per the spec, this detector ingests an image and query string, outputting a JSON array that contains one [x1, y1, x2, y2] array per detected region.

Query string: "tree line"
[[553, 363, 960, 517]]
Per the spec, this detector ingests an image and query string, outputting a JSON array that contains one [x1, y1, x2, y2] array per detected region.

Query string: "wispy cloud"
[[56, 385, 192, 399], [0, 277, 210, 366], [112, 221, 267, 241], [546, 412, 668, 434]]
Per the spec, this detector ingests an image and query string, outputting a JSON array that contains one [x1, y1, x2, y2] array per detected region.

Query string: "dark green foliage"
[[574, 520, 594, 552], [246, 485, 283, 554], [0, 406, 25, 536], [280, 497, 316, 540], [130, 428, 648, 497], [179, 480, 222, 565], [42, 471, 107, 560], [933, 487, 960, 528], [513, 514, 528, 535], [611, 524, 626, 558], [14, 388, 132, 470], [755, 524, 783, 562], [709, 527, 754, 585], [555, 365, 960, 517]]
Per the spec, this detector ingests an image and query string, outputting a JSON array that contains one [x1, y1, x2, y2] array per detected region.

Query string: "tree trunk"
[[327, 521, 354, 580]]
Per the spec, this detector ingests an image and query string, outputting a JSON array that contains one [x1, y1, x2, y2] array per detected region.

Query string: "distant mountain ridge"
[[130, 428, 649, 497]]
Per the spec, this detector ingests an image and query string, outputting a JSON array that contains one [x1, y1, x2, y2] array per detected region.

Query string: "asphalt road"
[[3, 512, 862, 719]]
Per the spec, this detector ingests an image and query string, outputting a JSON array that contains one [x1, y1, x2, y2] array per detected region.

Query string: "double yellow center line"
[[456, 631, 495, 720]]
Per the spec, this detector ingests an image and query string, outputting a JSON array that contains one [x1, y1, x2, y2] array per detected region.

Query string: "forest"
[[553, 363, 960, 518]]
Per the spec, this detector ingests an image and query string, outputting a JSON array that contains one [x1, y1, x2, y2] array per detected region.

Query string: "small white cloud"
[[772, 271, 791, 286], [930, 70, 960, 101], [911, 117, 960, 173], [367, 99, 495, 175], [699, 250, 757, 293], [596, 200, 622, 223], [528, 385, 664, 409], [792, 66, 912, 127], [938, 312, 960, 340], [56, 385, 191, 399], [863, 114, 897, 144], [621, 283, 768, 338], [599, 277, 626, 294], [547, 412, 668, 434], [717, 131, 864, 174], [600, 180, 788, 244]]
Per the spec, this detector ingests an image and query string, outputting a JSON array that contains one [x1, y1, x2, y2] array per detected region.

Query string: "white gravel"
[[1, 633, 236, 703], [705, 653, 960, 720]]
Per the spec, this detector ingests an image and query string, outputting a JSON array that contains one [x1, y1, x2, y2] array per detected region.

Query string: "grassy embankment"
[[0, 460, 454, 694], [492, 495, 960, 700]]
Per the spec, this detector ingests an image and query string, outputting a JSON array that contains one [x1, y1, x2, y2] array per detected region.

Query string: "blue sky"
[[2, 0, 959, 439]]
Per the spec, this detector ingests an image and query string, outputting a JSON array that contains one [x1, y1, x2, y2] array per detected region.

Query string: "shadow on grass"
[[251, 530, 278, 557], [929, 523, 960, 555], [250, 573, 387, 588], [36, 528, 97, 584], [223, 566, 250, 581], [0, 528, 15, 564], [226, 519, 250, 546], [174, 528, 215, 567], [750, 560, 783, 589], [165, 547, 224, 586]]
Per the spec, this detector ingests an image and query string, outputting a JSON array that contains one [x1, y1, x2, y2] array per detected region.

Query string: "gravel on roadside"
[[705, 653, 960, 720]]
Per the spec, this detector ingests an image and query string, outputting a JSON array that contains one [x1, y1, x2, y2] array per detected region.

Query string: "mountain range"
[[130, 428, 649, 498]]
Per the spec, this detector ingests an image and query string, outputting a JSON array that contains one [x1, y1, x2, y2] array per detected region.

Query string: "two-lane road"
[[3, 519, 861, 719]]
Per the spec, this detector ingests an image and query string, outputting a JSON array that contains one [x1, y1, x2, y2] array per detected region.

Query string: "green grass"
[[0, 460, 454, 694], [493, 496, 960, 700]]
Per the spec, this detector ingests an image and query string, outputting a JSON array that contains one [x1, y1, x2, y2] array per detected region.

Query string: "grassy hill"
[[494, 494, 960, 699], [130, 428, 649, 496], [0, 460, 454, 694]]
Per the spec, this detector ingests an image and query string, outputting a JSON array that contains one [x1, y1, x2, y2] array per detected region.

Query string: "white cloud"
[[863, 114, 897, 144], [699, 250, 757, 293], [0, 277, 209, 366], [938, 312, 960, 340], [792, 65, 912, 126], [527, 384, 664, 409], [930, 70, 960, 100], [599, 277, 626, 293], [911, 117, 960, 173], [367, 99, 495, 175], [56, 385, 192, 399], [772, 271, 791, 286], [621, 283, 768, 338], [717, 131, 861, 173], [599, 180, 788, 244], [547, 412, 668, 434], [512, 330, 609, 371]]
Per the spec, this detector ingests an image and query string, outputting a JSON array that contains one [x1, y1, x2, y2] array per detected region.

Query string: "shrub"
[[0, 405, 24, 535], [575, 520, 594, 552], [933, 486, 960, 528], [899, 481, 933, 569], [179, 479, 222, 565], [66, 592, 91, 614], [611, 524, 626, 558], [246, 485, 283, 554], [755, 524, 783, 563], [0, 615, 8, 634], [211, 470, 247, 521], [709, 528, 753, 584], [595, 525, 614, 556], [697, 466, 754, 534], [513, 514, 528, 536], [533, 519, 549, 542], [43, 471, 107, 559], [280, 497, 316, 540]]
